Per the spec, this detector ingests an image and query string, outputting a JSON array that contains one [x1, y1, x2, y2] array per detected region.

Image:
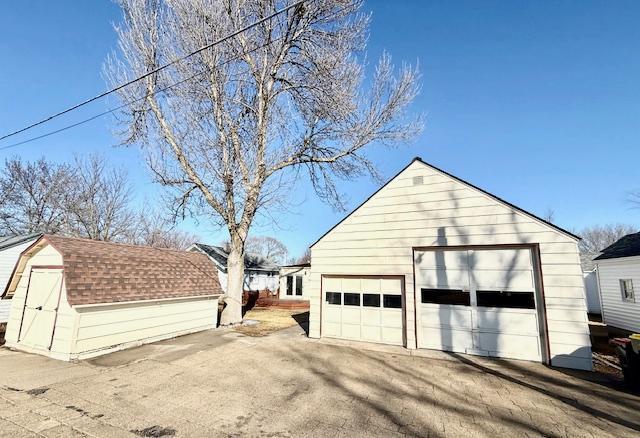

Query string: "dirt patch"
[[234, 308, 308, 337], [131, 426, 176, 437]]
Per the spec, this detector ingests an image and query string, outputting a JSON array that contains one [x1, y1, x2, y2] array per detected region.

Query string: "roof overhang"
[[72, 293, 223, 309]]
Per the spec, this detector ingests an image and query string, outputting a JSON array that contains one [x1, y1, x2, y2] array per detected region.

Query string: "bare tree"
[[0, 157, 75, 237], [66, 155, 136, 241], [542, 208, 555, 223], [245, 236, 288, 263], [107, 0, 421, 324], [578, 223, 639, 255], [295, 246, 311, 264], [630, 191, 640, 208], [130, 210, 199, 249]]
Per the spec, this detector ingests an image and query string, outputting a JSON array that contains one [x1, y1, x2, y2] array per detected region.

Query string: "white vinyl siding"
[[244, 271, 279, 292], [72, 297, 218, 359], [596, 256, 640, 333], [0, 299, 11, 323], [0, 239, 36, 294], [309, 160, 591, 370]]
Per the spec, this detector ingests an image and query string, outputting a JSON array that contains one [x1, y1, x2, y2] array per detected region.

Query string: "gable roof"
[[594, 232, 640, 261], [4, 235, 223, 305], [310, 157, 580, 248], [190, 243, 279, 272], [0, 232, 42, 251]]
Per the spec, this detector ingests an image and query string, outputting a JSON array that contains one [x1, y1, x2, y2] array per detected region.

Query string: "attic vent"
[[412, 176, 424, 186]]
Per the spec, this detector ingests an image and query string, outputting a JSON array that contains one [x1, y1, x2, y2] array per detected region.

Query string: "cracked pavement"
[[1, 322, 639, 437]]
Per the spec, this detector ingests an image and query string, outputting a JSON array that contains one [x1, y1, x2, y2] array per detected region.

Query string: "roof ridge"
[[43, 234, 192, 255]]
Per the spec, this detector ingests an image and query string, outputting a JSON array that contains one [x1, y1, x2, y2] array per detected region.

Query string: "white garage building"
[[308, 158, 592, 370], [3, 235, 222, 361]]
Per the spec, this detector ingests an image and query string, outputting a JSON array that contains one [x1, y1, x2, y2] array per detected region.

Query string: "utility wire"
[[0, 0, 306, 143], [0, 38, 280, 152]]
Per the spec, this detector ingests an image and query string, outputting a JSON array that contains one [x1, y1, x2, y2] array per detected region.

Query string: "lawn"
[[234, 307, 308, 336]]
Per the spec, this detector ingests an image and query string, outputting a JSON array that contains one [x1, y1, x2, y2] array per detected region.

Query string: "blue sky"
[[1, 1, 639, 258]]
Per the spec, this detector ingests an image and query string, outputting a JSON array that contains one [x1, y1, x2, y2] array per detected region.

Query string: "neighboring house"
[[279, 263, 311, 300], [0, 233, 42, 323], [3, 235, 222, 361], [188, 243, 279, 293], [594, 232, 640, 333], [308, 157, 592, 370]]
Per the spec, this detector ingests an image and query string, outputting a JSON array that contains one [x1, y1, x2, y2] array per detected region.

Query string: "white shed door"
[[415, 248, 542, 362], [19, 269, 63, 350], [322, 277, 404, 346]]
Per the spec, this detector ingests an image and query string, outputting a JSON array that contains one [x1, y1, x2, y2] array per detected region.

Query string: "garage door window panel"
[[383, 294, 402, 309], [363, 294, 381, 307], [421, 288, 470, 306], [476, 290, 535, 309], [344, 293, 360, 306], [326, 292, 341, 305]]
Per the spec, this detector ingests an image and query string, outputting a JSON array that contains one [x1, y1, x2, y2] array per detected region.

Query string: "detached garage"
[[2, 235, 222, 361], [309, 158, 592, 370]]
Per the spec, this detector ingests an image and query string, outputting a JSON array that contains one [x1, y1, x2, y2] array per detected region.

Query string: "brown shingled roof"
[[41, 235, 222, 306]]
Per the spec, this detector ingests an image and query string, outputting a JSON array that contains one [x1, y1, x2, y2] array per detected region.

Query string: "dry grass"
[[234, 308, 308, 337]]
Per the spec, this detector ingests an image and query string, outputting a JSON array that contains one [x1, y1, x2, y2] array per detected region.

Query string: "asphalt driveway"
[[1, 322, 639, 437]]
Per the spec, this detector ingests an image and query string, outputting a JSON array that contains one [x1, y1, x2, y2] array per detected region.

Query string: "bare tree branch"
[[578, 223, 639, 255], [0, 157, 75, 236], [106, 0, 423, 323]]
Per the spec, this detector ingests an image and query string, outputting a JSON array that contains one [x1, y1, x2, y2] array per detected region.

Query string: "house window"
[[620, 279, 635, 302], [295, 275, 303, 296], [362, 293, 381, 307], [476, 290, 535, 309], [383, 294, 402, 309], [326, 292, 341, 305], [286, 276, 293, 295], [421, 289, 470, 306], [344, 293, 360, 306]]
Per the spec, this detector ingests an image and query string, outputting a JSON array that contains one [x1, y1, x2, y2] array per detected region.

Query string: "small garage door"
[[18, 269, 63, 351], [415, 248, 543, 362], [322, 277, 404, 346]]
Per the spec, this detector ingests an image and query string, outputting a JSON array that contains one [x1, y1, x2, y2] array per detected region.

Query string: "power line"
[[0, 38, 279, 152], [0, 0, 306, 143]]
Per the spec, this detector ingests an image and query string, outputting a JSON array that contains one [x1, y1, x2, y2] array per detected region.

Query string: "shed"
[[594, 232, 640, 333], [2, 235, 223, 361], [308, 157, 592, 370]]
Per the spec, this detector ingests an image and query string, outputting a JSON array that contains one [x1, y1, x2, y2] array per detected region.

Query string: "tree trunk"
[[220, 232, 245, 325]]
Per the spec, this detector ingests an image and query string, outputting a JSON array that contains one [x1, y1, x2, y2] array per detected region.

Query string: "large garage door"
[[18, 269, 63, 351], [322, 277, 404, 346], [415, 248, 543, 362]]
